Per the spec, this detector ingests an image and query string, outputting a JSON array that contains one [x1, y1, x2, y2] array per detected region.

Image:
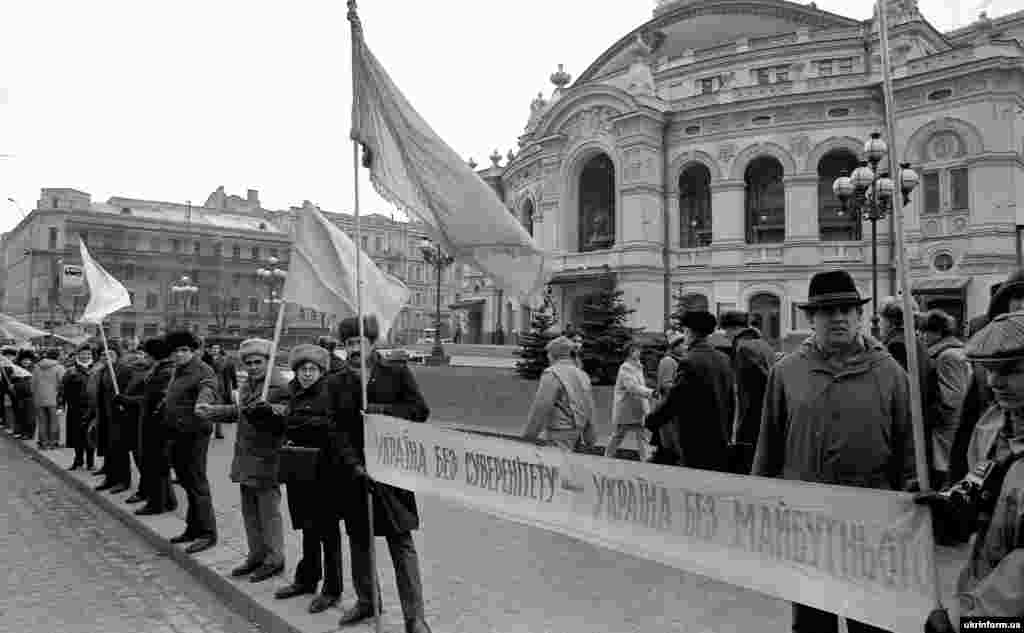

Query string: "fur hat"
[[338, 315, 380, 343], [16, 349, 37, 364], [165, 329, 200, 351], [239, 338, 272, 360], [719, 310, 749, 329], [545, 336, 576, 361], [681, 310, 717, 337], [74, 343, 95, 356], [289, 343, 329, 372], [142, 337, 170, 360]]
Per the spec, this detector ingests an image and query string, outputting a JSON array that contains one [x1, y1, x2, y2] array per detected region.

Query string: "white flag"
[[282, 207, 409, 336], [78, 238, 131, 324]]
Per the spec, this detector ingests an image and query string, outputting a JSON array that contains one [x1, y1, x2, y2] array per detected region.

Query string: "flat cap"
[[965, 310, 1024, 364]]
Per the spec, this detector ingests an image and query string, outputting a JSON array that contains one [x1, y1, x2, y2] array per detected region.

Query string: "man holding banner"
[[330, 315, 432, 633], [753, 269, 916, 633]]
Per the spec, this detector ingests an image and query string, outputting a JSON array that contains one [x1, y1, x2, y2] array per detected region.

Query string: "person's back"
[[523, 336, 595, 451]]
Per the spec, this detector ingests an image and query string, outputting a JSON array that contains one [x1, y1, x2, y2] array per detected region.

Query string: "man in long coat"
[[134, 336, 178, 516], [112, 339, 153, 502], [93, 346, 121, 488], [164, 329, 220, 554], [719, 310, 776, 475], [331, 316, 433, 633], [645, 310, 734, 471], [753, 270, 915, 633], [60, 345, 95, 470]]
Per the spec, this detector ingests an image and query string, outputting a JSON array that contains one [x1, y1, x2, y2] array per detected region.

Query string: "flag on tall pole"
[[280, 205, 410, 338], [77, 237, 131, 324], [349, 4, 551, 307]]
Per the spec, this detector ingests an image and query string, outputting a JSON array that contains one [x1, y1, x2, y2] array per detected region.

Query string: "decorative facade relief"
[[561, 107, 620, 142], [717, 143, 737, 164], [789, 134, 811, 157], [926, 132, 965, 161], [624, 149, 657, 181]]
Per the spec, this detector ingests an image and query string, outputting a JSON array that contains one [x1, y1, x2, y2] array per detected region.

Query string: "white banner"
[[365, 414, 937, 633]]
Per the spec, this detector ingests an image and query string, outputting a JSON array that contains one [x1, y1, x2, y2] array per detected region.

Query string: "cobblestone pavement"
[[0, 436, 265, 633]]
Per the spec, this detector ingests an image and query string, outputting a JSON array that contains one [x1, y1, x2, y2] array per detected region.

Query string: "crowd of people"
[[520, 267, 1023, 631], [0, 319, 433, 633]]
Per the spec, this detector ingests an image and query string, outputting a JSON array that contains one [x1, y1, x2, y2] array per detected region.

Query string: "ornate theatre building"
[[468, 0, 1024, 345]]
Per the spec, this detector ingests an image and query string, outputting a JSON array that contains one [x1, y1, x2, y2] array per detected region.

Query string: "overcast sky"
[[0, 0, 1014, 234]]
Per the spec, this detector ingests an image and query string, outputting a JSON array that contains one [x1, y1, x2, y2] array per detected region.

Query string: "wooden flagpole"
[[97, 321, 120, 396], [877, 0, 947, 621], [260, 301, 287, 401]]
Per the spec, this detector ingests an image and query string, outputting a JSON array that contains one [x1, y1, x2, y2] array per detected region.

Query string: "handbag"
[[277, 441, 320, 484]]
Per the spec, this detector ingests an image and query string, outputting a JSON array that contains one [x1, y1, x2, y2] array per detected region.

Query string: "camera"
[[927, 457, 1013, 545]]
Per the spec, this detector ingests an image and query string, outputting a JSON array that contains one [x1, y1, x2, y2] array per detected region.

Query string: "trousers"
[[171, 429, 216, 538], [792, 603, 891, 633], [604, 424, 650, 461], [37, 406, 60, 446], [294, 519, 342, 596], [349, 531, 425, 625], [240, 485, 285, 568]]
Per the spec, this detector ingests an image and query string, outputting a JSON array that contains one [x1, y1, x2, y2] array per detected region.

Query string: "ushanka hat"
[[289, 343, 329, 372], [338, 315, 380, 343], [545, 336, 576, 361], [239, 338, 272, 360], [165, 329, 200, 351], [680, 310, 717, 337], [799, 270, 870, 310], [141, 337, 170, 360], [965, 310, 1024, 365]]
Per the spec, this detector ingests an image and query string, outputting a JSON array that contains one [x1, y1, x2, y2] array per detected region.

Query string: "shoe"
[[230, 560, 263, 577], [169, 533, 196, 544], [309, 594, 340, 614], [68, 462, 82, 471], [274, 583, 316, 600], [338, 603, 376, 626], [405, 619, 434, 633], [95, 480, 117, 491], [125, 493, 146, 504], [185, 536, 217, 554], [134, 506, 163, 516], [249, 563, 284, 583], [108, 484, 130, 495]]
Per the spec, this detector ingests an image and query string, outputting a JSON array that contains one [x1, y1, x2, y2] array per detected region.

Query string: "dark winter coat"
[[753, 335, 916, 490], [280, 375, 345, 530], [645, 339, 735, 472], [226, 369, 290, 488], [113, 352, 153, 452], [331, 356, 430, 538], [95, 360, 119, 454], [730, 328, 776, 447], [883, 328, 940, 471], [163, 356, 219, 435], [59, 363, 92, 450]]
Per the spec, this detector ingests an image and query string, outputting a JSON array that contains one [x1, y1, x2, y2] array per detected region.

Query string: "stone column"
[[783, 174, 822, 267], [710, 179, 746, 267]]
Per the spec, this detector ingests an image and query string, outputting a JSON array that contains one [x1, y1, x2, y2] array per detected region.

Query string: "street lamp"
[[257, 256, 287, 338], [419, 238, 455, 366], [171, 275, 199, 330], [832, 132, 920, 338]]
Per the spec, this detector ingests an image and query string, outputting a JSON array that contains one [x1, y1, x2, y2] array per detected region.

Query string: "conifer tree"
[[579, 289, 640, 384], [515, 309, 557, 379]]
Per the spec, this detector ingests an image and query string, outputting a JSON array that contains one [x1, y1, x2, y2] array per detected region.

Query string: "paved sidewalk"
[[4, 423, 971, 633]]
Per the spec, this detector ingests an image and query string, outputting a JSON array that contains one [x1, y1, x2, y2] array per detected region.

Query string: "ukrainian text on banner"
[[365, 414, 936, 633]]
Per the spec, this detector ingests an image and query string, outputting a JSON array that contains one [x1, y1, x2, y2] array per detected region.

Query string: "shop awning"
[[912, 277, 971, 293]]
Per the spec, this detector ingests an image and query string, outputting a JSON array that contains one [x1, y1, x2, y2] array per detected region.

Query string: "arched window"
[[817, 150, 861, 241], [748, 292, 781, 341], [579, 154, 615, 252], [744, 157, 785, 244], [679, 164, 712, 247], [521, 199, 534, 237]]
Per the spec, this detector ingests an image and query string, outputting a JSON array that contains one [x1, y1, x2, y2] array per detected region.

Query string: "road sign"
[[61, 264, 84, 290]]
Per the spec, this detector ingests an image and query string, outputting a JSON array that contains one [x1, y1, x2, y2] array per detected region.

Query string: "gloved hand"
[[351, 464, 371, 482], [243, 401, 276, 424], [914, 491, 974, 546]]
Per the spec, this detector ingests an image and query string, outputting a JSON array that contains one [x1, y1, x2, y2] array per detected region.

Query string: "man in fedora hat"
[[646, 310, 734, 471], [753, 269, 915, 633]]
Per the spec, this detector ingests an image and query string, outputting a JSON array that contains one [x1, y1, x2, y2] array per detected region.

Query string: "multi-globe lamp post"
[[170, 275, 199, 330], [831, 132, 919, 339], [257, 256, 287, 339], [419, 238, 455, 366]]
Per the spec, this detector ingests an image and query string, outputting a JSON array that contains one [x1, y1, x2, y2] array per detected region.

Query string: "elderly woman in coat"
[[60, 345, 95, 470], [258, 344, 345, 614], [198, 338, 290, 583]]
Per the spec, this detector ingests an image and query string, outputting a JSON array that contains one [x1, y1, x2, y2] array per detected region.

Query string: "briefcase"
[[277, 442, 320, 484]]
